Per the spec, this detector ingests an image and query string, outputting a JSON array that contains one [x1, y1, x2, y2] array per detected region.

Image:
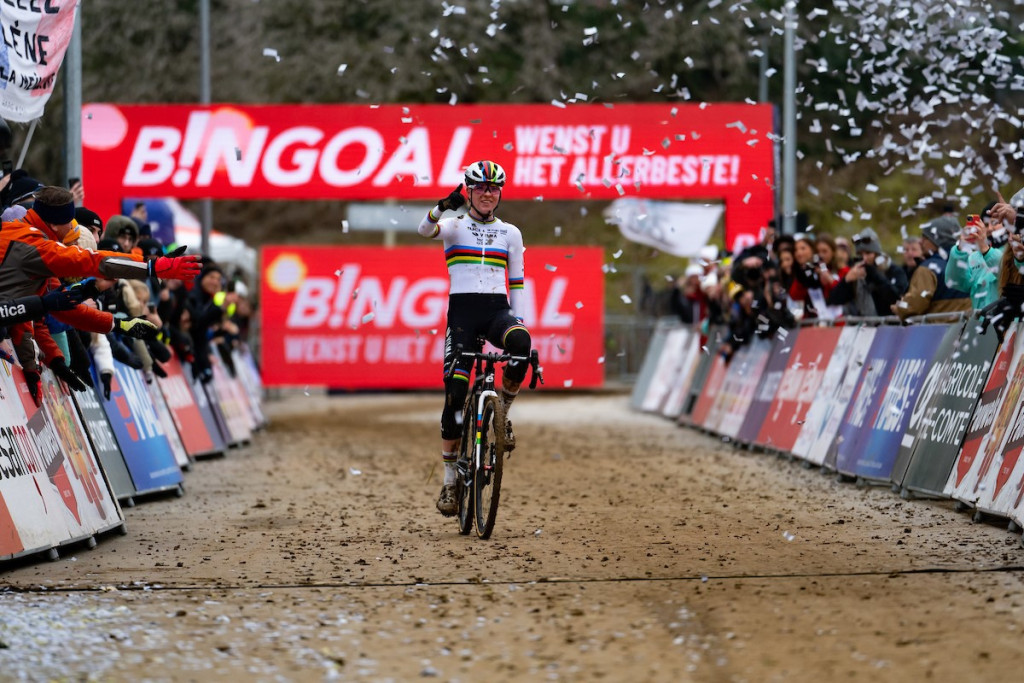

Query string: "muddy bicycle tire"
[[456, 404, 475, 535], [474, 395, 505, 539]]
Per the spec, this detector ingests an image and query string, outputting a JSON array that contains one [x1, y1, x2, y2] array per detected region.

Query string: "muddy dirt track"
[[2, 391, 1024, 682]]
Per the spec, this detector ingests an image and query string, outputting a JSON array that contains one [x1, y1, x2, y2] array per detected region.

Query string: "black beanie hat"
[[137, 237, 165, 258], [74, 207, 103, 232], [96, 238, 123, 253], [5, 170, 43, 206]]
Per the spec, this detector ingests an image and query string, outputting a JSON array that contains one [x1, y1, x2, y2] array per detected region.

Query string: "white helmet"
[[464, 160, 506, 187]]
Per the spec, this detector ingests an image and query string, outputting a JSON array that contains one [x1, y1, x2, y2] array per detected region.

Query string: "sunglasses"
[[470, 183, 502, 193]]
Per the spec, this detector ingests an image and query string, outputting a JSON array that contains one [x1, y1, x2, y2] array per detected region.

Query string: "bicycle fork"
[[475, 388, 499, 476]]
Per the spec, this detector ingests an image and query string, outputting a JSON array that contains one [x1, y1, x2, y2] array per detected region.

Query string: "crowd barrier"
[[632, 313, 1024, 543], [0, 343, 265, 564]]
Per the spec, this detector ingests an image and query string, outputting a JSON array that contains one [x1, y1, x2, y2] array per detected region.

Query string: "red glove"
[[149, 253, 202, 282]]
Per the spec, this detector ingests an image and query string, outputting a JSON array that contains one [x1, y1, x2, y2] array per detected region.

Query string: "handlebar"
[[447, 344, 544, 389]]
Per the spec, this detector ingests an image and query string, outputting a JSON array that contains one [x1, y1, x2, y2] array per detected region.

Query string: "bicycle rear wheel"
[[456, 406, 474, 535], [473, 394, 505, 539]]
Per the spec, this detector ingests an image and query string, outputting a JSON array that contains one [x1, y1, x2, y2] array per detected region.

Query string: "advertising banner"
[[689, 354, 727, 429], [260, 246, 605, 389], [0, 0, 79, 122], [752, 327, 841, 450], [210, 354, 252, 445], [817, 326, 877, 470], [661, 330, 703, 418], [157, 354, 217, 458], [0, 364, 77, 557], [35, 368, 122, 536], [680, 326, 726, 421], [73, 382, 136, 501], [790, 326, 860, 462], [233, 347, 267, 429], [186, 363, 229, 454], [100, 360, 183, 495], [736, 334, 797, 445], [975, 346, 1024, 516], [949, 324, 1024, 507], [898, 322, 997, 495], [637, 326, 693, 414], [631, 319, 676, 411], [836, 326, 944, 480], [146, 379, 190, 469], [848, 325, 945, 481], [946, 324, 1019, 501], [707, 338, 773, 438], [81, 103, 775, 251]]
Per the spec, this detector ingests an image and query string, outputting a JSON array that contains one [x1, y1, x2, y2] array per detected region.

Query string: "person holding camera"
[[828, 228, 907, 317], [944, 204, 1002, 310], [788, 235, 838, 319]]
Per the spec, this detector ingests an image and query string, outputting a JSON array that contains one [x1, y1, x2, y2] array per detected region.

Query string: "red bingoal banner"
[[260, 246, 605, 389], [82, 102, 775, 250]]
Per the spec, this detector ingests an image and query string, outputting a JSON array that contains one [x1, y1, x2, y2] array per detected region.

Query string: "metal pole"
[[781, 1, 797, 235], [63, 4, 83, 187], [199, 0, 212, 257], [758, 36, 769, 104]]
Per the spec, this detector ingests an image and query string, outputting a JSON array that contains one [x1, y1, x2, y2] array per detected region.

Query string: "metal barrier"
[[604, 314, 697, 383]]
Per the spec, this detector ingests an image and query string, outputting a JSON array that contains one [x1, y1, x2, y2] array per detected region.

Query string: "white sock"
[[442, 451, 457, 485]]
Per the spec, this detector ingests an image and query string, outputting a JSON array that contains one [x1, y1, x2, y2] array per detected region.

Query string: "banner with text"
[[946, 324, 1021, 504], [81, 103, 775, 251], [260, 246, 605, 389], [0, 0, 79, 122], [898, 323, 996, 495]]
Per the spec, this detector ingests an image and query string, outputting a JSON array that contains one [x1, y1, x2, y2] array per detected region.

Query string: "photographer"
[[828, 228, 907, 317], [945, 204, 1002, 310], [723, 256, 795, 360], [788, 235, 838, 319]]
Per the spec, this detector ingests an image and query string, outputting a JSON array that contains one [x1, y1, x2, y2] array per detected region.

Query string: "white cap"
[[685, 264, 703, 278], [699, 245, 719, 264]]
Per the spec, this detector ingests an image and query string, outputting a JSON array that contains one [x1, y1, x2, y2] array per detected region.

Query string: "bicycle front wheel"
[[473, 394, 506, 539]]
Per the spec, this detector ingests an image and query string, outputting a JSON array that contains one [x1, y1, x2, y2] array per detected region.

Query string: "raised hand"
[[437, 184, 465, 212]]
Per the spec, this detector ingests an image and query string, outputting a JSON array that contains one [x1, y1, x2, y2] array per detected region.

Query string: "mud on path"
[[2, 391, 1023, 681]]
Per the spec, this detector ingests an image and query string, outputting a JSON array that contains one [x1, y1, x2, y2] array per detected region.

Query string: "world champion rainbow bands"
[[445, 244, 509, 269]]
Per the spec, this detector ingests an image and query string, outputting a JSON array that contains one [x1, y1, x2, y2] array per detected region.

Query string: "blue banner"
[[835, 326, 946, 480], [98, 361, 183, 494]]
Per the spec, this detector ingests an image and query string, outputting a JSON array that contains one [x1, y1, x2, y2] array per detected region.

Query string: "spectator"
[[669, 264, 707, 325], [74, 207, 104, 243], [892, 216, 971, 321], [828, 228, 907, 317], [815, 233, 843, 277], [834, 236, 852, 272], [102, 215, 140, 256], [723, 258, 794, 359], [902, 236, 923, 280], [0, 170, 43, 221], [789, 235, 838, 319], [187, 261, 239, 384], [777, 246, 796, 291], [945, 205, 1002, 310]]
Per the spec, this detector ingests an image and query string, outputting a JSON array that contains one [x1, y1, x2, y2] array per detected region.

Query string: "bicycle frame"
[[449, 344, 543, 538]]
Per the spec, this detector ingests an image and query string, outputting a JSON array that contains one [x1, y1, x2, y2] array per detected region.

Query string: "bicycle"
[[448, 344, 543, 539]]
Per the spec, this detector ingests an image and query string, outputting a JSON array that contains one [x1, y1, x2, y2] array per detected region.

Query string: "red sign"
[[260, 246, 604, 389], [755, 327, 842, 450], [82, 103, 775, 251], [157, 355, 216, 458]]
